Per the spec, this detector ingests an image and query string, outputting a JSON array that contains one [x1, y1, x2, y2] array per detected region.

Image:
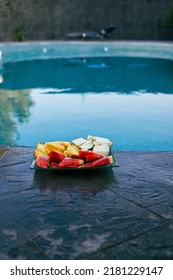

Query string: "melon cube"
[[72, 137, 87, 147], [80, 139, 94, 150], [93, 145, 110, 157]]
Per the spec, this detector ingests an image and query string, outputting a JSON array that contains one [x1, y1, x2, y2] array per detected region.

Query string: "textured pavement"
[[0, 146, 173, 260]]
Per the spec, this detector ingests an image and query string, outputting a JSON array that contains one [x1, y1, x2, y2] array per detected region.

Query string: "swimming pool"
[[0, 41, 173, 151]]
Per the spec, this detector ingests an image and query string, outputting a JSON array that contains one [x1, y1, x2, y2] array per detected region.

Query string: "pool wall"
[[0, 0, 173, 41], [0, 41, 173, 65]]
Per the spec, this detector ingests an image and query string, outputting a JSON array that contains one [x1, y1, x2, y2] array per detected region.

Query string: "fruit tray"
[[30, 135, 118, 171]]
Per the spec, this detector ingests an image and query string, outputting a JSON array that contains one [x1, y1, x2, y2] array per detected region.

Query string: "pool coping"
[[0, 145, 173, 260], [1, 41, 173, 65]]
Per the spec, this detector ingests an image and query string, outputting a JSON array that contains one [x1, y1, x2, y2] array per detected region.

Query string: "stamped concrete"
[[0, 146, 173, 260]]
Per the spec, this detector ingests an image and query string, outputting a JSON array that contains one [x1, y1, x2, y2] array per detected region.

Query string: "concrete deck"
[[0, 146, 173, 260]]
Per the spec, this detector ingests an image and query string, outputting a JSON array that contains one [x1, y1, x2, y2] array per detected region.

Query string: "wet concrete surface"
[[0, 146, 173, 260]]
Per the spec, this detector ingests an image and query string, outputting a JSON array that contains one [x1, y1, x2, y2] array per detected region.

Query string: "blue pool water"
[[0, 42, 173, 151]]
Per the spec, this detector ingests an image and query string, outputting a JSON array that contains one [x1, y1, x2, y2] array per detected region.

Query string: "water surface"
[[0, 56, 173, 150]]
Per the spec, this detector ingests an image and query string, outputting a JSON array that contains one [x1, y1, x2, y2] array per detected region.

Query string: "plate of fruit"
[[31, 135, 118, 171]]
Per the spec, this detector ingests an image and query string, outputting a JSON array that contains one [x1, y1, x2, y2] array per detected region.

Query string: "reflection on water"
[[0, 56, 173, 149], [0, 89, 34, 145]]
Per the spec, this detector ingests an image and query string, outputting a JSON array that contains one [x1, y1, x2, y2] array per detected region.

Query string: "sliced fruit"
[[85, 153, 103, 163], [48, 151, 65, 163], [59, 141, 70, 149], [79, 150, 103, 162], [33, 135, 114, 169], [93, 141, 100, 146], [36, 154, 49, 168], [88, 135, 112, 147], [78, 150, 89, 159], [93, 145, 110, 157], [64, 143, 80, 157], [44, 142, 65, 153], [35, 142, 48, 156], [33, 150, 46, 159], [92, 155, 114, 167], [51, 162, 60, 168], [80, 139, 94, 150], [59, 158, 84, 168], [72, 137, 86, 147], [48, 141, 70, 149], [79, 162, 94, 168], [79, 155, 114, 168], [87, 135, 94, 141]]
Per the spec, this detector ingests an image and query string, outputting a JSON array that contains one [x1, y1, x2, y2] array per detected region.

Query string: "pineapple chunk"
[[44, 142, 65, 153], [64, 143, 80, 157], [35, 142, 48, 156], [49, 141, 70, 149], [33, 150, 47, 159]]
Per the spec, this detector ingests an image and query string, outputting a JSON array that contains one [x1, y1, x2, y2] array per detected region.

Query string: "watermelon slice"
[[85, 153, 103, 163], [51, 162, 60, 168], [78, 150, 90, 159], [79, 150, 103, 162], [92, 155, 114, 167], [48, 151, 65, 163], [79, 162, 94, 168], [59, 158, 84, 168], [79, 155, 114, 168], [36, 154, 49, 168]]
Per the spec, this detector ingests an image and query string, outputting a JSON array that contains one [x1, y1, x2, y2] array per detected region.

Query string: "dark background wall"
[[0, 0, 173, 41]]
